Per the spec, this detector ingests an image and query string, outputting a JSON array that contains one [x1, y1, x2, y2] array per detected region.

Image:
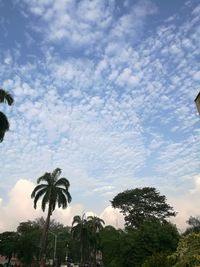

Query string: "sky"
[[0, 0, 200, 232]]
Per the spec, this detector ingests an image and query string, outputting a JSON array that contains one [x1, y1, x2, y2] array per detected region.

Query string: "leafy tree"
[[0, 89, 14, 142], [169, 232, 200, 267], [16, 218, 71, 266], [17, 220, 42, 265], [0, 231, 19, 267], [31, 168, 72, 262], [111, 187, 176, 228], [99, 226, 124, 267], [120, 219, 179, 267], [184, 216, 200, 235]]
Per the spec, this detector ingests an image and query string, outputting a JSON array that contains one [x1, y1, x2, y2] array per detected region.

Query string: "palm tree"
[[87, 216, 104, 266], [31, 168, 72, 263], [72, 215, 105, 266], [0, 89, 14, 142], [71, 214, 90, 265]]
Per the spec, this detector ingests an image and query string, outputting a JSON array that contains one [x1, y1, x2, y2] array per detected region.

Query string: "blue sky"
[[0, 0, 199, 230]]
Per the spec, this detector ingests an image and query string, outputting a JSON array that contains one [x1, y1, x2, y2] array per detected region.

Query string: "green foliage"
[[111, 187, 176, 228], [169, 232, 200, 267], [142, 252, 174, 267], [17, 220, 42, 264], [0, 231, 19, 266], [184, 216, 200, 235], [99, 226, 124, 267], [72, 214, 90, 263], [129, 220, 179, 267], [0, 89, 14, 142], [47, 225, 71, 266], [71, 214, 105, 265], [99, 220, 179, 267], [0, 218, 72, 266]]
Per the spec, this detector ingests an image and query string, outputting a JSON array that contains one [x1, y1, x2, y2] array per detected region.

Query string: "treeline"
[[0, 214, 200, 267], [0, 185, 200, 267]]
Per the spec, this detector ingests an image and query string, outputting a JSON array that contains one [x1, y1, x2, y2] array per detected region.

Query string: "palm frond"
[[0, 89, 14, 105], [88, 216, 105, 225], [72, 215, 82, 226], [57, 190, 67, 209], [37, 173, 51, 184], [41, 187, 52, 211], [32, 168, 71, 218], [50, 188, 58, 212], [33, 188, 47, 209], [61, 188, 72, 203], [71, 223, 82, 238], [31, 184, 47, 198], [41, 189, 51, 212], [0, 112, 9, 142], [51, 168, 62, 181], [55, 177, 70, 188]]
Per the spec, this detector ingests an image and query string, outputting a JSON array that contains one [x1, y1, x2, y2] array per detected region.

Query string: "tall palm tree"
[[0, 89, 14, 142], [31, 168, 72, 263], [71, 214, 90, 265]]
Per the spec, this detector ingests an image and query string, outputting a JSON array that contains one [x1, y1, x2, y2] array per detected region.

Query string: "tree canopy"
[[0, 231, 19, 267], [111, 187, 176, 228], [184, 216, 200, 235]]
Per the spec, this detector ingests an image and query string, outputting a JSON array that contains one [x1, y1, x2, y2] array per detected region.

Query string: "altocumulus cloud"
[[0, 0, 199, 231]]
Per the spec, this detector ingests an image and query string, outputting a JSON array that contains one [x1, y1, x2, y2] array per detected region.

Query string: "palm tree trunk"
[[39, 203, 52, 265]]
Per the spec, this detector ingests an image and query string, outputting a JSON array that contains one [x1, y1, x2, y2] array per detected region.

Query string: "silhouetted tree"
[[0, 89, 14, 142], [111, 187, 176, 228], [31, 168, 72, 263]]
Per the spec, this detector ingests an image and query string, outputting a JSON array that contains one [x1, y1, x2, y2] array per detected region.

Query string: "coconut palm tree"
[[31, 168, 72, 263], [0, 89, 14, 142]]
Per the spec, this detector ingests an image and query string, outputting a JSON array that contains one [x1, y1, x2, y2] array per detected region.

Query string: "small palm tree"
[[0, 89, 14, 142], [31, 168, 72, 262], [72, 215, 105, 266], [87, 216, 104, 265], [72, 214, 90, 265]]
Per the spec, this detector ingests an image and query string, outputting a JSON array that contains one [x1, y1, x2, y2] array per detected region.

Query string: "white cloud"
[[0, 180, 124, 231], [19, 0, 157, 50], [190, 175, 200, 193], [116, 68, 141, 87], [170, 192, 200, 232], [100, 206, 125, 228], [0, 179, 40, 231]]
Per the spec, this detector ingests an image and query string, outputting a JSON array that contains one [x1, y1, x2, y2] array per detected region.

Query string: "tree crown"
[[111, 187, 176, 228]]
